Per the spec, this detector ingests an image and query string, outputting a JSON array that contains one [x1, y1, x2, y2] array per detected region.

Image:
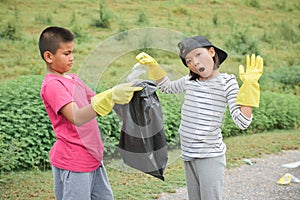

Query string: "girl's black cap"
[[178, 36, 228, 67]]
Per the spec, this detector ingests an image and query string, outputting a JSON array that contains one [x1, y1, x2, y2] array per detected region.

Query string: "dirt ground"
[[158, 150, 300, 200]]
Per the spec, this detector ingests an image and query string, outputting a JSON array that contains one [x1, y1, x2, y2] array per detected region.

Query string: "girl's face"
[[185, 47, 217, 80]]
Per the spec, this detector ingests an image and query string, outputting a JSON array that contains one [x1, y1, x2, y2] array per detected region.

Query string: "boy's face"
[[185, 47, 216, 80], [46, 41, 74, 74]]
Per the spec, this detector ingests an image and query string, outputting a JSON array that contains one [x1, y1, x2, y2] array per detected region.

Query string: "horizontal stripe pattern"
[[158, 73, 252, 160]]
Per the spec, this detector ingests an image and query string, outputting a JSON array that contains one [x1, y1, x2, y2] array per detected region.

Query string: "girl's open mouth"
[[199, 67, 205, 72]]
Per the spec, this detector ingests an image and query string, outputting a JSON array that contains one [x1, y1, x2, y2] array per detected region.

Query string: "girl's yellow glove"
[[236, 54, 264, 107], [91, 83, 142, 116], [136, 52, 166, 81]]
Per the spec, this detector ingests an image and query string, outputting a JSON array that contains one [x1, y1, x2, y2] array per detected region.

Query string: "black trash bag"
[[113, 80, 168, 181]]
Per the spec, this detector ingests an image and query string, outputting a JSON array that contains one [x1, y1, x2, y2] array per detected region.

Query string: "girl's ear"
[[43, 51, 53, 63], [208, 47, 216, 57]]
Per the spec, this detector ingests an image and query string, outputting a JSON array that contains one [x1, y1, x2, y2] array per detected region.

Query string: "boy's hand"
[[91, 83, 142, 116], [236, 54, 264, 107], [136, 52, 166, 80], [111, 83, 142, 104]]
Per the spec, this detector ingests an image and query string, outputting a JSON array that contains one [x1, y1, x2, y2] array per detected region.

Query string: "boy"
[[39, 26, 141, 200], [136, 35, 263, 200]]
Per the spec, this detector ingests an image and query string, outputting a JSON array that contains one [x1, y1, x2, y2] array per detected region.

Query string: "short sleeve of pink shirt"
[[41, 74, 104, 172]]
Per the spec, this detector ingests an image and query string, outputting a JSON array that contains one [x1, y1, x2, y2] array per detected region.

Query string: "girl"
[[136, 35, 263, 200]]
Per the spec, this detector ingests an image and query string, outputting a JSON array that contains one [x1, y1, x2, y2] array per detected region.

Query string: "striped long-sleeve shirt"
[[158, 73, 252, 161]]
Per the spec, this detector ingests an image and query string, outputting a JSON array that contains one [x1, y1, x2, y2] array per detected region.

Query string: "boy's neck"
[[46, 67, 72, 79]]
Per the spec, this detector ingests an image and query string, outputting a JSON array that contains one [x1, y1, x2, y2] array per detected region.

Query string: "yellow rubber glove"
[[236, 54, 264, 107], [91, 83, 143, 116], [136, 52, 166, 81]]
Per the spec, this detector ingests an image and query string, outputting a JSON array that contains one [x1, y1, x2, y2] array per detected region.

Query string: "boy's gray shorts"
[[52, 163, 114, 200]]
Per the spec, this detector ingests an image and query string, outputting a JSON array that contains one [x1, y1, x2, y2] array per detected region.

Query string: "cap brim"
[[214, 47, 227, 64]]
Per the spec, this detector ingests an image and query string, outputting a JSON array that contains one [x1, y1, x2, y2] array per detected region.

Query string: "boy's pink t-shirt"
[[40, 74, 104, 172]]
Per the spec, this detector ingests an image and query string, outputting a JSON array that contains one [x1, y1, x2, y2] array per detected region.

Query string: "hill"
[[0, 0, 299, 83]]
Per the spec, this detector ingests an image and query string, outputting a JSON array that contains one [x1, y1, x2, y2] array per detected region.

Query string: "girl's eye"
[[186, 59, 191, 64], [196, 53, 201, 57]]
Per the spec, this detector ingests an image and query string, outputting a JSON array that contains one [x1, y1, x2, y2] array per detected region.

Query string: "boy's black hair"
[[38, 26, 74, 60]]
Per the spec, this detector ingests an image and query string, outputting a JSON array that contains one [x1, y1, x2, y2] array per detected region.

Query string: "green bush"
[[0, 76, 54, 172], [277, 20, 299, 43], [224, 30, 260, 55], [136, 10, 149, 25], [97, 111, 121, 157], [0, 133, 24, 171], [260, 65, 300, 95], [34, 13, 53, 25], [245, 0, 260, 8], [1, 75, 299, 171], [258, 91, 300, 130], [222, 91, 300, 137], [0, 23, 18, 41], [157, 92, 182, 148], [270, 65, 300, 87], [0, 75, 181, 171], [70, 25, 91, 44], [91, 0, 112, 28]]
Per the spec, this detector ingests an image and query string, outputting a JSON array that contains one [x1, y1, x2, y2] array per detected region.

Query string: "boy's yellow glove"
[[136, 52, 166, 81], [91, 83, 142, 116], [236, 54, 263, 107]]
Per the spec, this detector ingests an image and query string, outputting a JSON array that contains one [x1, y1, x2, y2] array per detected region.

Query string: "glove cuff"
[[236, 83, 260, 107], [148, 64, 166, 80], [91, 89, 115, 116]]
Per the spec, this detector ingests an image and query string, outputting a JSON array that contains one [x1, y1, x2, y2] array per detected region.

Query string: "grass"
[[0, 0, 300, 83], [1, 129, 299, 200]]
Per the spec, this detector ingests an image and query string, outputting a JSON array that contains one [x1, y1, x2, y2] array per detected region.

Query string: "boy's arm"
[[60, 83, 142, 127], [60, 103, 97, 127]]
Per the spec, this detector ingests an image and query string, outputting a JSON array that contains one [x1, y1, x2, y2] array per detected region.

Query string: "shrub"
[[97, 111, 122, 157], [277, 20, 299, 43], [137, 10, 149, 25], [157, 92, 182, 148], [0, 76, 55, 171], [70, 25, 91, 44], [222, 91, 300, 137], [260, 65, 300, 94], [258, 91, 300, 130], [0, 132, 24, 171], [245, 0, 260, 8], [34, 13, 52, 25], [224, 30, 260, 55], [212, 14, 218, 26], [0, 23, 18, 41], [0, 75, 299, 171], [172, 6, 189, 16], [91, 0, 112, 29], [270, 65, 300, 87]]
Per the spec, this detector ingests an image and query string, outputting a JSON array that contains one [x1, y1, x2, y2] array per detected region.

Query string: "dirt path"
[[158, 150, 300, 200]]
